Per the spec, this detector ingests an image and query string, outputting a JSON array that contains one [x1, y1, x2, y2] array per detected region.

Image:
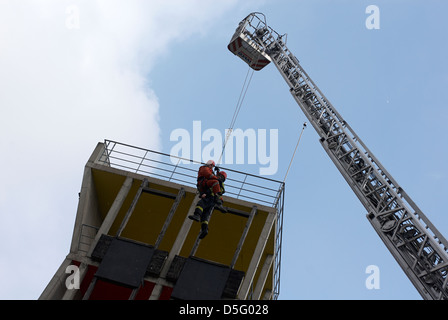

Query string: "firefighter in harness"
[[188, 160, 227, 239]]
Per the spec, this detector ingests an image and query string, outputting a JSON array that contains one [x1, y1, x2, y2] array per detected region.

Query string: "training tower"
[[39, 140, 285, 300]]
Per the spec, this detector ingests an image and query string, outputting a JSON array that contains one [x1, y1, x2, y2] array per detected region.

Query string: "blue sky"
[[154, 1, 448, 299], [0, 0, 447, 300]]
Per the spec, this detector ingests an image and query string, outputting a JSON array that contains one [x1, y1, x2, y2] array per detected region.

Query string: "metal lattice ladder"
[[230, 12, 448, 300]]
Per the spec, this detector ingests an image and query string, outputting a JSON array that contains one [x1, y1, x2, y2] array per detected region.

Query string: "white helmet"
[[206, 160, 215, 167]]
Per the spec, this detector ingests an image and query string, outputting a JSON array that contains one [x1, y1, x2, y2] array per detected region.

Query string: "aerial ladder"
[[228, 12, 448, 300]]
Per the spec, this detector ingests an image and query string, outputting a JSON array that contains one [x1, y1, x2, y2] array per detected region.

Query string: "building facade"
[[39, 140, 284, 300]]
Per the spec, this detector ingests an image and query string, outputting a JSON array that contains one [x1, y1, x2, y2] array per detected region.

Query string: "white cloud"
[[0, 0, 241, 299]]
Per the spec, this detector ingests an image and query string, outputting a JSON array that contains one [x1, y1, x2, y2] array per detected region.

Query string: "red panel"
[[73, 261, 157, 300], [80, 265, 98, 296], [89, 279, 133, 300], [158, 286, 173, 300], [134, 281, 155, 300], [71, 260, 81, 267]]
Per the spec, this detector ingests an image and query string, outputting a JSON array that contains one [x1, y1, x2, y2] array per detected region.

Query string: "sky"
[[0, 0, 447, 300]]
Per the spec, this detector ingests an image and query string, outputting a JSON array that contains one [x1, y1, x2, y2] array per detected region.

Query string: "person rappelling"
[[188, 160, 227, 239]]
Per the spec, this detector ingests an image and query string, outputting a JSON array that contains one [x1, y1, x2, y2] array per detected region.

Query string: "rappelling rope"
[[229, 67, 253, 133], [283, 122, 307, 183], [217, 65, 256, 166]]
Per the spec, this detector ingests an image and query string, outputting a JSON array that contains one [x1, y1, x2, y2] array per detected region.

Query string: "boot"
[[199, 222, 208, 239], [214, 196, 227, 213], [188, 208, 202, 222]]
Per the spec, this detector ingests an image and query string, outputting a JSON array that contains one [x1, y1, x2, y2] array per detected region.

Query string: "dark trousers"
[[195, 196, 215, 223]]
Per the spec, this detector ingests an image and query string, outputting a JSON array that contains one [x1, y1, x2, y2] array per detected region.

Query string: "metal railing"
[[96, 139, 285, 299], [98, 139, 284, 208]]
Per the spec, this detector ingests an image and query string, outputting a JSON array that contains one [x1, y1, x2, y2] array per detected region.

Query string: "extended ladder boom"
[[228, 12, 448, 299]]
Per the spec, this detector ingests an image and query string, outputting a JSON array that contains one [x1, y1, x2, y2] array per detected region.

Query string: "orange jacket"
[[198, 165, 217, 180]]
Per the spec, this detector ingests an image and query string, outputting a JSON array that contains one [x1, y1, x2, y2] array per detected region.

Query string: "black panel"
[[222, 269, 245, 299], [95, 237, 154, 288], [166, 255, 187, 283], [91, 234, 114, 261], [171, 257, 231, 300], [146, 249, 169, 277]]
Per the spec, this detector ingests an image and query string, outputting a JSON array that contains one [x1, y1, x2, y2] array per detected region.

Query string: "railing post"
[[155, 188, 185, 249], [116, 178, 149, 237], [231, 206, 257, 268], [237, 175, 248, 199]]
